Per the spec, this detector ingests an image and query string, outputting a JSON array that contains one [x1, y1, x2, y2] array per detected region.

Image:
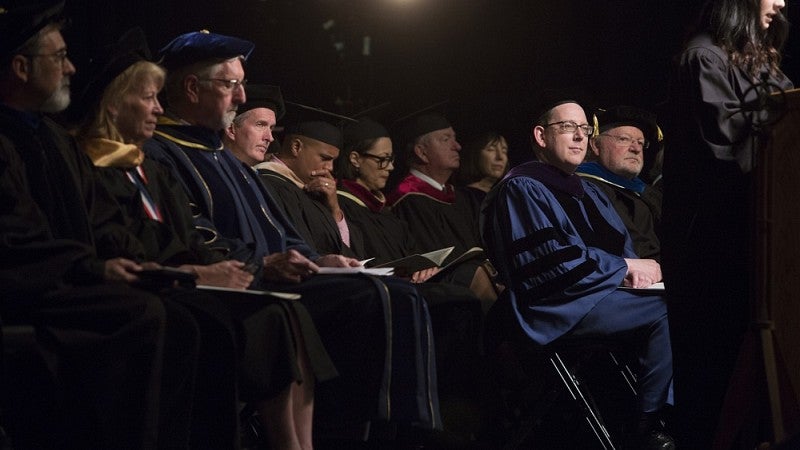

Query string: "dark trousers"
[[567, 291, 673, 413], [2, 283, 166, 450], [270, 274, 440, 430]]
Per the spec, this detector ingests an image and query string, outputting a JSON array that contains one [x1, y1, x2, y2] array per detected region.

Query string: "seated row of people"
[[1, 4, 670, 447], [223, 78, 671, 447], [1, 7, 438, 449], [140, 27, 441, 444]]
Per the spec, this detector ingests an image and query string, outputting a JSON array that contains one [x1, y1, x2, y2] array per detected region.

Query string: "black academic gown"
[[387, 173, 487, 291], [337, 182, 491, 418], [144, 120, 441, 430], [337, 185, 419, 266], [387, 173, 481, 262], [576, 163, 661, 261], [0, 106, 167, 449], [662, 32, 794, 448], [85, 139, 337, 448], [256, 166, 364, 258]]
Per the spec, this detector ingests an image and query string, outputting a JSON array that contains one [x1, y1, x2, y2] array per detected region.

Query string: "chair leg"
[[550, 352, 617, 450], [608, 351, 638, 396]]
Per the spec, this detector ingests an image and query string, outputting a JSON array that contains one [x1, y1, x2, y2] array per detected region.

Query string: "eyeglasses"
[[22, 49, 70, 66], [361, 153, 395, 169], [199, 78, 247, 91], [600, 133, 650, 149], [544, 120, 594, 135]]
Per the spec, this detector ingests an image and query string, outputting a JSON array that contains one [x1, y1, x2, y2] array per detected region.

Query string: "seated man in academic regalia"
[[0, 4, 170, 447], [481, 98, 674, 449], [576, 106, 663, 261], [143, 30, 440, 439], [227, 97, 364, 258], [386, 112, 498, 306]]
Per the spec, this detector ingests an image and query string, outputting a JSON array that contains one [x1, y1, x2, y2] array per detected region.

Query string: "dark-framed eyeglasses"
[[361, 153, 395, 169], [199, 78, 247, 91], [22, 49, 70, 66], [600, 133, 650, 150], [544, 120, 594, 135]]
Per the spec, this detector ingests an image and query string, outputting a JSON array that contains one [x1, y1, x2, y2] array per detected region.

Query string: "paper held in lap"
[[313, 246, 485, 277], [196, 285, 301, 300], [618, 281, 665, 293], [315, 266, 395, 276], [372, 246, 486, 278]]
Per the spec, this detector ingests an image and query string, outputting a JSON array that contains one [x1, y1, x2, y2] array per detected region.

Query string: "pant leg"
[[566, 291, 673, 413], [381, 277, 441, 430], [270, 275, 388, 428], [160, 288, 239, 450], [3, 283, 166, 450]]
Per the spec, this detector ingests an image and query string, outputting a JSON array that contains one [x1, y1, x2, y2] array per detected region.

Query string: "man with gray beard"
[[0, 2, 171, 447]]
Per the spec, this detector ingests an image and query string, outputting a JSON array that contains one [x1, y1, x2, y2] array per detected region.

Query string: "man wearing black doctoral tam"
[[143, 30, 441, 438], [576, 105, 663, 261], [0, 3, 170, 448], [387, 111, 499, 307], [481, 99, 674, 449], [242, 109, 367, 258]]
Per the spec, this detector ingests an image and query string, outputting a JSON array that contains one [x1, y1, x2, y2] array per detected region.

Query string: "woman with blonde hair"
[[74, 28, 336, 450]]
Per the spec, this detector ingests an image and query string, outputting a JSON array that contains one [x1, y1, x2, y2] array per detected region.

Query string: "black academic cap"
[[0, 0, 65, 62], [343, 118, 389, 149], [390, 100, 452, 148], [239, 84, 285, 120], [530, 87, 592, 126], [593, 105, 661, 144], [71, 27, 151, 118], [157, 30, 254, 70], [283, 101, 358, 149]]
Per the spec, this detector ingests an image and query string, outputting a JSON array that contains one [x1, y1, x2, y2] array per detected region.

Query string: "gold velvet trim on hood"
[[255, 154, 306, 189], [83, 138, 145, 168]]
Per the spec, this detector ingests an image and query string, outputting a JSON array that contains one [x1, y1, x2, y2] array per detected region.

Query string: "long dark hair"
[[698, 0, 790, 78]]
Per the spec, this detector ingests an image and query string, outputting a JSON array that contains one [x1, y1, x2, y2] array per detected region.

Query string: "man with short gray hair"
[[145, 30, 441, 439]]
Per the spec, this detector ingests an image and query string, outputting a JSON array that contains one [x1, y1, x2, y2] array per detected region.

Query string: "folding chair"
[[486, 294, 638, 450]]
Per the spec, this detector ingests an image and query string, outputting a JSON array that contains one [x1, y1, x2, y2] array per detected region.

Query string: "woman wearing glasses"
[[72, 29, 336, 450], [334, 118, 499, 444], [661, 0, 792, 448], [334, 119, 424, 271]]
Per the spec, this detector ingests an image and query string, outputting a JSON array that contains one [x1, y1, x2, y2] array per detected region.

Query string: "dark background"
[[62, 0, 800, 166]]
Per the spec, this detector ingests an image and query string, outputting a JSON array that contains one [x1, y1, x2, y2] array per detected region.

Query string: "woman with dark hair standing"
[[661, 0, 791, 448]]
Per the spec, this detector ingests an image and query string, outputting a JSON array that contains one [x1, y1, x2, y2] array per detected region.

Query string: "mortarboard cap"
[[343, 118, 389, 150], [593, 105, 661, 143], [0, 0, 65, 62], [157, 30, 254, 71], [392, 100, 451, 143], [70, 27, 152, 120], [283, 102, 358, 150], [238, 84, 285, 120]]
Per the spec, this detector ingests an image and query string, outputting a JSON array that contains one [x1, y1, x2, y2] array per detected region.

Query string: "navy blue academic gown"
[[144, 119, 440, 429], [481, 161, 672, 412]]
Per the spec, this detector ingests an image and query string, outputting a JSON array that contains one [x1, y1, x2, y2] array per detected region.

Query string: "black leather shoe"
[[639, 429, 676, 450]]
